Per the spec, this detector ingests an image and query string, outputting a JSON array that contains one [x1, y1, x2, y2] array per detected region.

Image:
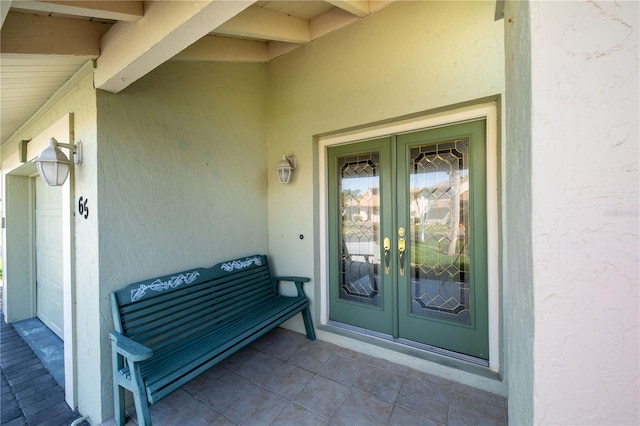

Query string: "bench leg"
[[132, 387, 152, 426], [112, 352, 127, 426], [301, 307, 316, 340], [113, 383, 126, 426], [131, 367, 152, 426]]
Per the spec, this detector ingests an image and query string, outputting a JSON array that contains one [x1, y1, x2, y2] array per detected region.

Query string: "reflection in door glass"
[[408, 139, 471, 324], [336, 152, 381, 306]]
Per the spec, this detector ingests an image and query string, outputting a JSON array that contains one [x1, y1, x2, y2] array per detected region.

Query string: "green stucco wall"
[[503, 1, 534, 424], [95, 61, 268, 420], [266, 0, 504, 278], [265, 0, 505, 391]]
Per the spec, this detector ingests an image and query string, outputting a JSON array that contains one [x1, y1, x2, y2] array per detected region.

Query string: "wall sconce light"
[[36, 137, 82, 186], [275, 154, 296, 184]]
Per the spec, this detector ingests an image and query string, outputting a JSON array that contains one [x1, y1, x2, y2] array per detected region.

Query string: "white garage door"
[[35, 178, 64, 339]]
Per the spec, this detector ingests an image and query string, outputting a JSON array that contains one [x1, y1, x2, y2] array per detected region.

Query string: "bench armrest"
[[110, 331, 154, 362], [275, 276, 311, 298]]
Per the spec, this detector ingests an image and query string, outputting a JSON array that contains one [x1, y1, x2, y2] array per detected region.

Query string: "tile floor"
[[102, 327, 507, 426]]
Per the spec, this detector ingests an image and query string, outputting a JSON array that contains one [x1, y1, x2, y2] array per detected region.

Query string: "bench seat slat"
[[135, 295, 306, 370], [120, 270, 273, 325], [143, 295, 306, 366], [124, 289, 278, 347], [141, 297, 308, 392], [120, 272, 273, 321], [122, 284, 275, 345], [110, 254, 315, 426]]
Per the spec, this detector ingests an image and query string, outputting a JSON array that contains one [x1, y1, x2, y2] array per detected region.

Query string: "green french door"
[[328, 119, 488, 359]]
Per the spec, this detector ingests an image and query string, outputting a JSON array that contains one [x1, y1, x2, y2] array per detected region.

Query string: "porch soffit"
[[0, 0, 393, 146]]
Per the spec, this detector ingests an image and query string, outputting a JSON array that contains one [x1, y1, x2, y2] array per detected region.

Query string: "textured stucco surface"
[[95, 61, 268, 421], [266, 0, 505, 392], [503, 1, 534, 424], [96, 61, 268, 279], [266, 0, 504, 303], [528, 2, 639, 424]]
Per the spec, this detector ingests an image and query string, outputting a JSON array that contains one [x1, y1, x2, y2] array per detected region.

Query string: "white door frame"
[[317, 102, 501, 372]]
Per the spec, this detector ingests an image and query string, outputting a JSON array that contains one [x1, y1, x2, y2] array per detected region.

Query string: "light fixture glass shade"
[[275, 155, 293, 184], [36, 138, 73, 186]]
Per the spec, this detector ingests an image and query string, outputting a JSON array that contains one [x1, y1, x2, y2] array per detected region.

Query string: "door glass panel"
[[408, 139, 471, 325], [336, 152, 381, 306]]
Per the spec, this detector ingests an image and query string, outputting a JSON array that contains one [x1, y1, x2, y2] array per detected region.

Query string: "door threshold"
[[324, 320, 494, 375]]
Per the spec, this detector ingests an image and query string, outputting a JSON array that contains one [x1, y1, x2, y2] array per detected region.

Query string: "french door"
[[328, 119, 488, 360]]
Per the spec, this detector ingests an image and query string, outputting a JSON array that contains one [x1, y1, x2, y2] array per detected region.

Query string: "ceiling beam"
[[325, 1, 370, 17], [94, 0, 256, 93], [215, 5, 310, 44], [10, 0, 143, 21], [310, 7, 358, 40], [1, 11, 108, 56], [1, 0, 12, 27], [268, 41, 300, 60], [173, 35, 268, 63]]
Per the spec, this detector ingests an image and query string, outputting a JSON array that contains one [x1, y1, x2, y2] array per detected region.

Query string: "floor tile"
[[367, 356, 410, 376], [147, 388, 223, 426], [263, 362, 314, 399], [388, 405, 443, 426], [448, 389, 508, 426], [331, 388, 393, 426], [249, 328, 309, 361], [271, 402, 330, 426], [288, 340, 334, 373], [452, 382, 507, 408], [395, 376, 451, 423], [335, 346, 371, 362], [233, 352, 284, 384], [183, 366, 256, 413], [220, 345, 259, 371], [353, 363, 405, 404], [317, 353, 366, 387], [224, 386, 289, 426], [293, 375, 350, 419], [410, 369, 456, 387]]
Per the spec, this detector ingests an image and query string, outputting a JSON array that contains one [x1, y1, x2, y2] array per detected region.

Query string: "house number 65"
[[78, 196, 89, 219]]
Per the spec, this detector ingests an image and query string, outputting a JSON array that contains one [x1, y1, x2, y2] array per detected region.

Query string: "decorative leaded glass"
[[336, 152, 381, 306], [408, 139, 471, 324]]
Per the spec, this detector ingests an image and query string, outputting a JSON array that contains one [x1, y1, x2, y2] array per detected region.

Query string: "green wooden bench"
[[110, 254, 315, 426]]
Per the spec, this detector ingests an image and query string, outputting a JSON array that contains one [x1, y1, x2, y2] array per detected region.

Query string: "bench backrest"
[[111, 254, 276, 349]]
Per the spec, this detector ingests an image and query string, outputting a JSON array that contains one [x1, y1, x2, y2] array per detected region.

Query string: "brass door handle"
[[383, 237, 391, 275], [398, 228, 406, 277], [398, 238, 406, 276]]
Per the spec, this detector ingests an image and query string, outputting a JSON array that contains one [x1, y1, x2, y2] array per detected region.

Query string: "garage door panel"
[[36, 212, 62, 247], [35, 178, 64, 339]]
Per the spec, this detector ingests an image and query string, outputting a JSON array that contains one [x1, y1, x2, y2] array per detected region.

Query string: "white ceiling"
[[0, 0, 391, 145]]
